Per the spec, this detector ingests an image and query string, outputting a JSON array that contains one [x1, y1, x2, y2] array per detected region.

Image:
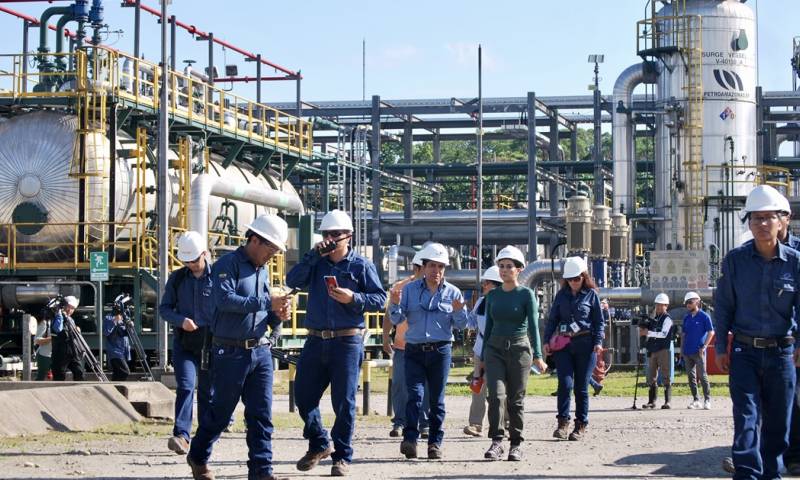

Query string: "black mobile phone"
[[318, 240, 337, 254]]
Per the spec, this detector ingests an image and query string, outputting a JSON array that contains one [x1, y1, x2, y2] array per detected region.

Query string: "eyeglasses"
[[749, 213, 783, 225], [566, 276, 583, 283], [497, 263, 516, 269], [323, 230, 349, 238]]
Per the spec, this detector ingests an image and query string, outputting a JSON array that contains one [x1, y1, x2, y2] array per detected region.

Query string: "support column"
[[370, 96, 383, 272], [527, 92, 538, 261], [403, 120, 414, 246], [593, 87, 603, 203]]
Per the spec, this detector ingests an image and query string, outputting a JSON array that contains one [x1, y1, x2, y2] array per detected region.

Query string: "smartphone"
[[324, 276, 339, 290], [318, 240, 337, 254]]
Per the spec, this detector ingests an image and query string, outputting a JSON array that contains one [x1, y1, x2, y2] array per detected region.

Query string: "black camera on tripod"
[[46, 295, 67, 311], [631, 313, 654, 330], [111, 293, 133, 318]]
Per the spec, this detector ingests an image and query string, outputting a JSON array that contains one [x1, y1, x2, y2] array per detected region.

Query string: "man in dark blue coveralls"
[[161, 231, 214, 455], [187, 215, 291, 480], [287, 209, 387, 477], [714, 185, 800, 480]]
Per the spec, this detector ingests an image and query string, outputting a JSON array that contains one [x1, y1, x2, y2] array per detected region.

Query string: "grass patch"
[[0, 418, 173, 450]]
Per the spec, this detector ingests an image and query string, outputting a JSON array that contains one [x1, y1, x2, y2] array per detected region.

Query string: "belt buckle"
[[245, 338, 258, 349], [421, 343, 435, 352], [321, 330, 335, 340], [753, 337, 769, 349]]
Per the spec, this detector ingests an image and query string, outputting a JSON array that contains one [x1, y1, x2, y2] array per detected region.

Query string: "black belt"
[[408, 340, 451, 352], [734, 333, 795, 349], [307, 328, 363, 339], [212, 336, 269, 349], [566, 330, 590, 338]]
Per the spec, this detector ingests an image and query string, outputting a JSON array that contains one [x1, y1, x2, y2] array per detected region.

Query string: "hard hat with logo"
[[562, 256, 587, 279], [654, 293, 670, 305], [420, 242, 449, 266], [244, 214, 289, 252], [495, 245, 526, 268], [684, 291, 701, 303], [411, 248, 426, 266], [64, 295, 79, 308], [481, 265, 502, 283], [177, 231, 207, 262], [319, 209, 354, 232], [743, 185, 791, 214]]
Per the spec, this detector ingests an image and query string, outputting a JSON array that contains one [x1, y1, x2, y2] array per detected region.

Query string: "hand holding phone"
[[318, 240, 337, 255], [324, 276, 339, 291]]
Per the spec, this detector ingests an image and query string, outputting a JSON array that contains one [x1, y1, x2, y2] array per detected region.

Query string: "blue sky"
[[0, 0, 798, 105]]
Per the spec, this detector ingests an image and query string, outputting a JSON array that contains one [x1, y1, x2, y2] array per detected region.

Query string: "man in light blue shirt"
[[388, 243, 467, 460]]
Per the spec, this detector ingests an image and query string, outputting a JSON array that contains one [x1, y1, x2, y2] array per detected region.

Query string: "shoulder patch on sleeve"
[[217, 273, 227, 279]]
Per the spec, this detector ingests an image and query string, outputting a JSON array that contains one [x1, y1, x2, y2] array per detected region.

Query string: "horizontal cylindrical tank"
[[566, 194, 592, 253]]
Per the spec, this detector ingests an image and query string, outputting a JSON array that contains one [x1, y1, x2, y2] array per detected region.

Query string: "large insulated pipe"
[[188, 174, 305, 239], [519, 258, 566, 289], [612, 63, 644, 214]]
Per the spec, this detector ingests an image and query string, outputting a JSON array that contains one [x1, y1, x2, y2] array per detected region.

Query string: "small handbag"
[[548, 334, 571, 352]]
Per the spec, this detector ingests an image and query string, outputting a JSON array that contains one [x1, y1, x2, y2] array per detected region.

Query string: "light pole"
[[588, 54, 604, 205]]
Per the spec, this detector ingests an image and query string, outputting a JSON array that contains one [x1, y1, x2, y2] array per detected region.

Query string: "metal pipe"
[[38, 6, 72, 54], [156, 0, 169, 370], [527, 92, 538, 261], [169, 15, 176, 71], [22, 19, 29, 93], [54, 12, 75, 59], [188, 174, 305, 240], [477, 44, 483, 282], [612, 63, 645, 214], [133, 0, 140, 58], [256, 54, 262, 103], [370, 95, 382, 275]]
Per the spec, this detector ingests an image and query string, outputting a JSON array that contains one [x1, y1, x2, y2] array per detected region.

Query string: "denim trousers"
[[390, 348, 429, 429], [403, 342, 451, 445], [553, 335, 595, 423]]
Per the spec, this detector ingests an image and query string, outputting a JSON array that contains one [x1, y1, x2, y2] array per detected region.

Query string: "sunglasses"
[[566, 276, 583, 283], [323, 230, 349, 238]]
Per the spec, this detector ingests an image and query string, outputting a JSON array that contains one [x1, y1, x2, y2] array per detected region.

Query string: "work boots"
[[187, 456, 215, 480], [552, 417, 570, 440], [661, 385, 672, 409], [568, 420, 587, 441], [642, 385, 657, 409]]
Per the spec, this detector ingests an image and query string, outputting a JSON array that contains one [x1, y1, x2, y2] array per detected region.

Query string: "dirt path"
[[1, 393, 734, 479]]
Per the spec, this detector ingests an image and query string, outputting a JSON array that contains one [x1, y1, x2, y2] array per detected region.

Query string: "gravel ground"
[[0, 393, 736, 479]]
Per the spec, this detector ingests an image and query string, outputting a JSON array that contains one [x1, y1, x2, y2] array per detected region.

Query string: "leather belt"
[[566, 330, 590, 338], [408, 341, 451, 352], [213, 336, 268, 349], [307, 328, 363, 339], [734, 333, 795, 349]]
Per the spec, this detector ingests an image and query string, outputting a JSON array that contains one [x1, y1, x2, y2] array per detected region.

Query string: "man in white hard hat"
[[187, 216, 291, 480], [680, 291, 714, 410], [389, 242, 467, 460], [714, 185, 800, 479], [160, 231, 215, 455], [287, 209, 386, 477], [640, 293, 675, 409], [383, 247, 430, 439], [50, 295, 84, 381]]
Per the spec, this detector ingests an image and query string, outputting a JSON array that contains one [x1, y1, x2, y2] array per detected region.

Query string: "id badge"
[[569, 322, 580, 333], [559, 324, 568, 334]]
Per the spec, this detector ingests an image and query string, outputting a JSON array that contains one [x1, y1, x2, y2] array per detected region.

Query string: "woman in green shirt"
[[480, 245, 547, 461]]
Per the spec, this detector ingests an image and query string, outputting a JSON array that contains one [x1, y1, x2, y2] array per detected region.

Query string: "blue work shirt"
[[286, 247, 386, 330], [210, 246, 280, 341], [51, 310, 77, 334], [714, 241, 800, 354], [388, 278, 468, 343], [103, 314, 131, 361], [159, 263, 213, 329], [544, 286, 605, 347], [681, 309, 713, 355]]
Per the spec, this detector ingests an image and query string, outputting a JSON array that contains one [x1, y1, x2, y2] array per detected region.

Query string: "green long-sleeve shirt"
[[481, 285, 542, 359]]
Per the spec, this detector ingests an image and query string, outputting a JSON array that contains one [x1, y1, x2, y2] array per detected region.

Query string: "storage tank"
[[0, 111, 302, 263], [566, 194, 592, 253], [652, 0, 756, 251]]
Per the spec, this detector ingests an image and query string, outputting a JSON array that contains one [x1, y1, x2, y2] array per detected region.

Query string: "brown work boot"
[[186, 456, 214, 480], [400, 440, 417, 459], [296, 446, 333, 471], [552, 417, 570, 440], [168, 435, 190, 455], [568, 420, 587, 441], [427, 443, 443, 460], [331, 459, 350, 476], [463, 424, 482, 437]]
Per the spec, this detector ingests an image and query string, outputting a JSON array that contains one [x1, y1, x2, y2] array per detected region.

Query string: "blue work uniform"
[[544, 286, 605, 424], [715, 240, 800, 479], [389, 278, 468, 446], [50, 310, 85, 381], [103, 314, 131, 381], [286, 247, 386, 464], [159, 263, 214, 443], [188, 247, 282, 479]]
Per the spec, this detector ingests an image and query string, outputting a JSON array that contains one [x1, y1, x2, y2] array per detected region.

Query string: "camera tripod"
[[123, 317, 153, 381], [63, 315, 108, 382]]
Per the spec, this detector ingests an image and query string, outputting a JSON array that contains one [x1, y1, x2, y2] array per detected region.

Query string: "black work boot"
[[661, 385, 672, 409], [552, 417, 570, 439], [643, 385, 657, 409]]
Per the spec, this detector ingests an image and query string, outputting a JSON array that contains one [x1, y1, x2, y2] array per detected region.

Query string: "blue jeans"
[[729, 340, 796, 480], [391, 348, 429, 429], [403, 342, 451, 445], [295, 335, 363, 463], [188, 343, 275, 479], [172, 338, 212, 441], [554, 335, 596, 424]]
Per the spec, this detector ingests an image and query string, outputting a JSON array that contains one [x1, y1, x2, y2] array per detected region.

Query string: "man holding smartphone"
[[287, 209, 387, 477]]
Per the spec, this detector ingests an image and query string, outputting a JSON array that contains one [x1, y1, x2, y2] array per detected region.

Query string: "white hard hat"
[[562, 256, 587, 279], [481, 265, 502, 283], [654, 293, 670, 305], [64, 295, 79, 308], [684, 291, 701, 303], [420, 242, 449, 266], [743, 185, 791, 215], [411, 248, 425, 266], [244, 214, 289, 252], [319, 209, 354, 232], [495, 245, 526, 268], [177, 231, 207, 262]]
